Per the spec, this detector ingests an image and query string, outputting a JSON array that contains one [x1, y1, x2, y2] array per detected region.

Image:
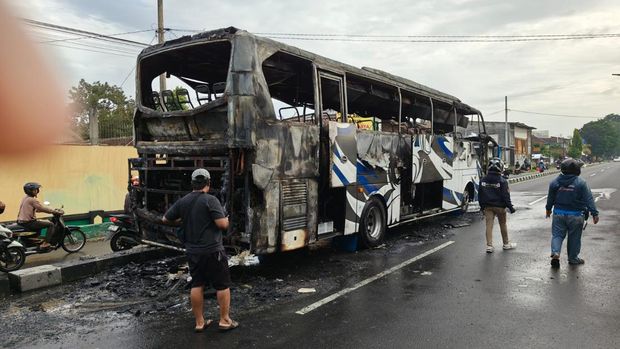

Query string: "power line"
[[38, 28, 152, 44], [256, 32, 620, 39], [43, 42, 137, 58], [262, 35, 620, 43], [169, 28, 620, 42], [120, 35, 158, 88], [34, 33, 141, 55], [508, 109, 601, 119], [22, 18, 149, 47], [485, 109, 505, 116]]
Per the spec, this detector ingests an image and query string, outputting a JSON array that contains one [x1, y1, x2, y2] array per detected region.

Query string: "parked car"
[[613, 157, 620, 162]]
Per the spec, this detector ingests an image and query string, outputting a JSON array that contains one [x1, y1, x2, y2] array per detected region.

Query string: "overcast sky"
[[8, 0, 620, 136]]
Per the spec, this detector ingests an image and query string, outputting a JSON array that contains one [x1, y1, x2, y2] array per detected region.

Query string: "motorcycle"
[[0, 225, 26, 272], [2, 211, 87, 270], [106, 214, 140, 252]]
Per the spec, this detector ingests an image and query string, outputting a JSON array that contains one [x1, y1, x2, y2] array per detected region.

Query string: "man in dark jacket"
[[479, 158, 517, 253], [546, 159, 599, 268]]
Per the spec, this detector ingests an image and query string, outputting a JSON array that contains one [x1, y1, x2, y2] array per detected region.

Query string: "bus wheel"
[[359, 197, 387, 248], [460, 185, 472, 213]]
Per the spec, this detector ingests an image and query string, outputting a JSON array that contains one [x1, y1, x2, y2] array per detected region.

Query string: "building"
[[464, 121, 535, 166], [531, 135, 570, 162]]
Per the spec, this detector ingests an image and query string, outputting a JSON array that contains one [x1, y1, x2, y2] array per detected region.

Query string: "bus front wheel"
[[359, 197, 387, 248]]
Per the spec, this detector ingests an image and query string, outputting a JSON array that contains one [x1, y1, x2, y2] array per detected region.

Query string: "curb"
[[507, 162, 606, 184], [4, 246, 179, 295], [508, 170, 560, 184], [0, 273, 10, 298]]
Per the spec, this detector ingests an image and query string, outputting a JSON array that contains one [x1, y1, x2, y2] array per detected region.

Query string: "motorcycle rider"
[[17, 182, 63, 249]]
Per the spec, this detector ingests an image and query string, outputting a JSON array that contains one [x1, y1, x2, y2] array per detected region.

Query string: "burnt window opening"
[[346, 74, 399, 131], [319, 75, 344, 122], [139, 41, 232, 112], [262, 52, 315, 123]]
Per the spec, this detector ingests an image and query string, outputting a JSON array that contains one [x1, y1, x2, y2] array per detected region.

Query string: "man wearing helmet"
[[545, 158, 599, 268], [17, 182, 64, 249], [478, 158, 517, 253]]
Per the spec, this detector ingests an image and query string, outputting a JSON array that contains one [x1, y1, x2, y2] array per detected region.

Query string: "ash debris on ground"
[[0, 212, 472, 348]]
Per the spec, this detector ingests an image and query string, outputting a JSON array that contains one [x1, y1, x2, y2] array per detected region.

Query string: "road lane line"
[[528, 195, 548, 206], [590, 173, 597, 177], [295, 241, 455, 315]]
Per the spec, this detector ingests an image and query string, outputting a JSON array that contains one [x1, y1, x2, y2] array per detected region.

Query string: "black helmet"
[[23, 182, 42, 196], [487, 157, 504, 173], [560, 158, 582, 176]]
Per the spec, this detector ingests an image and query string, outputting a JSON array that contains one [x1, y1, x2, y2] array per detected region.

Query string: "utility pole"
[[504, 96, 509, 164], [157, 0, 166, 92]]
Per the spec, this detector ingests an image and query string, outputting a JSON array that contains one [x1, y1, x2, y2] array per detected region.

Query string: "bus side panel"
[[412, 134, 454, 183], [329, 122, 357, 187], [442, 139, 481, 210], [342, 131, 405, 230], [251, 122, 320, 254]]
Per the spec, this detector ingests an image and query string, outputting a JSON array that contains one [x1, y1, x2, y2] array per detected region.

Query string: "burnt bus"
[[130, 27, 491, 255]]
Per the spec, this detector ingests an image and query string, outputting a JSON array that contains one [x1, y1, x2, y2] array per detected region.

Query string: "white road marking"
[[528, 195, 548, 206], [590, 173, 597, 177], [295, 241, 455, 315], [592, 188, 616, 203]]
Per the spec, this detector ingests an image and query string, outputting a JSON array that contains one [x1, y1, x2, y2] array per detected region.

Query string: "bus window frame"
[[317, 70, 347, 124]]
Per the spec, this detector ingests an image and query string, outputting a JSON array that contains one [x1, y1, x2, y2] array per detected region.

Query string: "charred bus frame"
[[129, 27, 491, 254]]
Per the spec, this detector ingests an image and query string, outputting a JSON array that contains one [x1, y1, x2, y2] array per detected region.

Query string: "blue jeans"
[[551, 214, 584, 262]]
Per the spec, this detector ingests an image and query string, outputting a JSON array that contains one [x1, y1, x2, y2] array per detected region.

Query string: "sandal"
[[194, 319, 213, 332], [218, 320, 239, 332]]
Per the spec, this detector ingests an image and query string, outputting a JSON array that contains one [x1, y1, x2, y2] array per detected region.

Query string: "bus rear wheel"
[[359, 197, 387, 248]]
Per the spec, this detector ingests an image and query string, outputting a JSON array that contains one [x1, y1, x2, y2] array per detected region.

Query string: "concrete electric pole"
[[157, 0, 166, 92], [504, 96, 509, 164]]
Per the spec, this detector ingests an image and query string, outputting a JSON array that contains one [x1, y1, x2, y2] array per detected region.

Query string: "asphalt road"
[[17, 163, 620, 349]]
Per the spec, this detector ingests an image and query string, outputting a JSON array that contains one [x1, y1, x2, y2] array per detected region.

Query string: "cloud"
[[8, 0, 620, 135]]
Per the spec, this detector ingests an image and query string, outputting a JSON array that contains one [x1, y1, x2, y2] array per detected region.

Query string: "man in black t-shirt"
[[163, 168, 238, 332]]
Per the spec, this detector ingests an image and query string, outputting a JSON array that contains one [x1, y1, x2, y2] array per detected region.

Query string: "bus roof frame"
[[138, 26, 482, 120]]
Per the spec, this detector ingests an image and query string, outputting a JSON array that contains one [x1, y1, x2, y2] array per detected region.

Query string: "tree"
[[580, 114, 620, 158], [68, 79, 135, 141], [567, 129, 582, 159]]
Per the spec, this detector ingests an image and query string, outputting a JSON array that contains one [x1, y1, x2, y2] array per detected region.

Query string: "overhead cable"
[[508, 109, 601, 119], [22, 18, 149, 47], [38, 28, 152, 44]]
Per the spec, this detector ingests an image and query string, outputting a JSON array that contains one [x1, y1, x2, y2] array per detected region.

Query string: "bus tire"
[[461, 184, 473, 213], [359, 196, 387, 248]]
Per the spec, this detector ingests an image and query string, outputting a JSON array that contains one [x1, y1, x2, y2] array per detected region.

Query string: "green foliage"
[[580, 114, 620, 158], [68, 79, 135, 140], [567, 129, 582, 158]]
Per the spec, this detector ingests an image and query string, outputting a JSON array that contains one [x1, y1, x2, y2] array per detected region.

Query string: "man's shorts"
[[187, 250, 232, 290]]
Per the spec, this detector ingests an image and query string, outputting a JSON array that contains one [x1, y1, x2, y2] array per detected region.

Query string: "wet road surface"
[[3, 163, 619, 348]]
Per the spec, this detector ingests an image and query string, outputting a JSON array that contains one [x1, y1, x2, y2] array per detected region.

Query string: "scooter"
[[4, 211, 87, 261], [0, 225, 26, 272], [106, 214, 140, 252]]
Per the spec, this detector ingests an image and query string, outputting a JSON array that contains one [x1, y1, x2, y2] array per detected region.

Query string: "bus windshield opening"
[[139, 41, 232, 112]]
